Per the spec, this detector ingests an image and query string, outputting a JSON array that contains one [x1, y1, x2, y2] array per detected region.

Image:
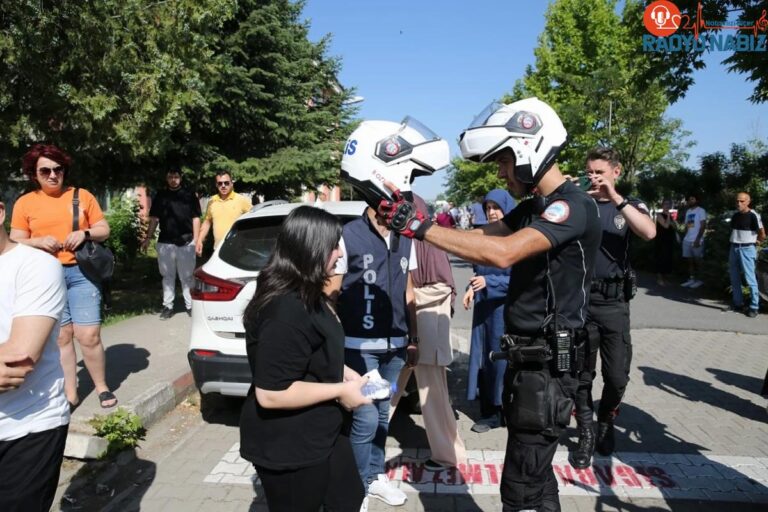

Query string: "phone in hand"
[[576, 175, 593, 191]]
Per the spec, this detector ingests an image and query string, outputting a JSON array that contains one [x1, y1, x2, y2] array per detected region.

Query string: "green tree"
[[506, 0, 691, 187], [193, 0, 355, 198], [626, 0, 768, 104], [0, 0, 353, 196], [443, 158, 505, 205]]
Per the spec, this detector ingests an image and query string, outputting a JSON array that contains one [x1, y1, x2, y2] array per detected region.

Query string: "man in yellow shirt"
[[195, 171, 252, 256]]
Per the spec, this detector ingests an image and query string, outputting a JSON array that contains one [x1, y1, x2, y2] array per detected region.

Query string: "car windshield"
[[218, 216, 284, 271], [218, 213, 360, 272]]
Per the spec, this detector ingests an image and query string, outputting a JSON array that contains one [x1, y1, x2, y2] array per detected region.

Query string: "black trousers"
[[501, 367, 578, 512], [575, 290, 632, 425], [0, 424, 68, 512], [256, 434, 364, 512]]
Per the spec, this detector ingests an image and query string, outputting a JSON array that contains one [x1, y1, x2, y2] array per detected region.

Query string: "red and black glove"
[[377, 190, 432, 240]]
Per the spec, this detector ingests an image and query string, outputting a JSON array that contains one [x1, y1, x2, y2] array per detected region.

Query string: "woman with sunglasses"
[[10, 144, 117, 410], [239, 206, 370, 512]]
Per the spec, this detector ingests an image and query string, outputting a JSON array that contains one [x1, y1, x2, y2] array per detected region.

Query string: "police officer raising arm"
[[570, 148, 656, 471], [345, 98, 601, 512]]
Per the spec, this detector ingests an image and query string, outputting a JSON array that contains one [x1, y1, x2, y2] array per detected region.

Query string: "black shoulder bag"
[[73, 188, 115, 285]]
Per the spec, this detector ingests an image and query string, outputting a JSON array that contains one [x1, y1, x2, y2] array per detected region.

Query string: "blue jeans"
[[61, 265, 102, 326], [729, 244, 759, 311], [345, 347, 406, 492]]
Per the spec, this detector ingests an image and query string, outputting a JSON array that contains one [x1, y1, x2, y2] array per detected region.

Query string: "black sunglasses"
[[216, 181, 231, 187], [37, 166, 65, 177]]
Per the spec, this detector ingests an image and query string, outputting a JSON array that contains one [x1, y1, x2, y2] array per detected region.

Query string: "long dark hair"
[[244, 206, 342, 322]]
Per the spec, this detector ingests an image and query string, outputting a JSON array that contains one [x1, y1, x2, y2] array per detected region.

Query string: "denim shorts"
[[682, 239, 704, 259], [61, 265, 102, 326]]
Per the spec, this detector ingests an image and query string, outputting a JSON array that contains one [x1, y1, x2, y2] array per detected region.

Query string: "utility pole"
[[608, 100, 613, 138]]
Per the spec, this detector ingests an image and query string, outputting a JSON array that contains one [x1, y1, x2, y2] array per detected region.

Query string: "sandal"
[[98, 391, 118, 409]]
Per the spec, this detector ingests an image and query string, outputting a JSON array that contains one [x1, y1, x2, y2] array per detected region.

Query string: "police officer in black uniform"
[[570, 147, 656, 470], [374, 98, 601, 512]]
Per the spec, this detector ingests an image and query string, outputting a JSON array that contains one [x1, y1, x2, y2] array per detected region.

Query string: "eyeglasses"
[[37, 166, 65, 177], [216, 181, 231, 187]]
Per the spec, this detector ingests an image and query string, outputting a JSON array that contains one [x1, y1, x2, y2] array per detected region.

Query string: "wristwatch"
[[616, 198, 630, 211], [408, 336, 419, 345], [84, 230, 91, 240]]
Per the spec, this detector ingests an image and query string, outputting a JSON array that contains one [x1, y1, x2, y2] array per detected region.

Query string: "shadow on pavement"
[[388, 379, 483, 511], [638, 273, 725, 311], [706, 367, 764, 396], [556, 400, 768, 511], [60, 450, 155, 512], [613, 403, 706, 454], [75, 344, 150, 403], [639, 366, 766, 423]]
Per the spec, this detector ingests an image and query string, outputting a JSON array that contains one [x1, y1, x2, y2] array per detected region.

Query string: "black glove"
[[377, 190, 432, 240]]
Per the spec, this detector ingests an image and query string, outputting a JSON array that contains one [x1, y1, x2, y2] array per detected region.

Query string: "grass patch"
[[102, 251, 161, 326]]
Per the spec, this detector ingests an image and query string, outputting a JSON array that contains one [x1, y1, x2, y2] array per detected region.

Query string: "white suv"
[[188, 200, 367, 401]]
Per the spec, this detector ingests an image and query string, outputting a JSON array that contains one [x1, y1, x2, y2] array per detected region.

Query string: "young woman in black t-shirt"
[[239, 206, 371, 512]]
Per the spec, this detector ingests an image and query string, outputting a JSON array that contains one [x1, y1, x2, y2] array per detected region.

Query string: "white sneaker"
[[688, 279, 704, 289], [368, 474, 407, 506], [681, 278, 694, 287], [360, 496, 369, 512]]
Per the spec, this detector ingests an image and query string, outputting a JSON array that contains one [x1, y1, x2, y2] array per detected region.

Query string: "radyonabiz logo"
[[642, 0, 767, 52]]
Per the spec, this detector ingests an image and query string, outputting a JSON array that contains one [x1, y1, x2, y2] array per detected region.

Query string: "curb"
[[64, 371, 196, 460]]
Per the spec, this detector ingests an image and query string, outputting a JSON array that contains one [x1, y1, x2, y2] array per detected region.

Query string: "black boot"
[[596, 421, 615, 456], [571, 425, 595, 469]]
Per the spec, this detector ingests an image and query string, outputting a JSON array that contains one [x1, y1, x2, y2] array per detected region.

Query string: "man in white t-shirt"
[[681, 193, 708, 289], [0, 200, 67, 511]]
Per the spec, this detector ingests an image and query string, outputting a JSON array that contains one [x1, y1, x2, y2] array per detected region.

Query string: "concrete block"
[[126, 382, 176, 428], [64, 432, 108, 459]]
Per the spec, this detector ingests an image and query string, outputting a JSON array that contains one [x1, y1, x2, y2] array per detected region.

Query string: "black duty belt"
[[591, 278, 623, 298], [507, 334, 548, 346]]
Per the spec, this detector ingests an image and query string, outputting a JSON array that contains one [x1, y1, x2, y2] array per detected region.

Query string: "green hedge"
[[104, 197, 144, 269]]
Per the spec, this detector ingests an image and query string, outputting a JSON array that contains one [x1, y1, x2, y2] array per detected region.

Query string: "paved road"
[[59, 261, 768, 511]]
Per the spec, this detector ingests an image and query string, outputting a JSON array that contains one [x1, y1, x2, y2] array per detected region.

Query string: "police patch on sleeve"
[[636, 202, 649, 214], [541, 200, 570, 223]]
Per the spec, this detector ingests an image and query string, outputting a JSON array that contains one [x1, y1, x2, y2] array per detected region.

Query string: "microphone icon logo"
[[643, 0, 681, 37], [651, 6, 671, 29]]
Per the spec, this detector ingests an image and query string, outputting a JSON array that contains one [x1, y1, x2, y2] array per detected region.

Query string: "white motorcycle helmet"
[[340, 117, 450, 207], [459, 97, 567, 186]]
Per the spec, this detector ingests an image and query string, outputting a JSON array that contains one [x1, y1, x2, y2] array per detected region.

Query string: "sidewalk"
[[64, 311, 195, 458], [59, 266, 768, 510]]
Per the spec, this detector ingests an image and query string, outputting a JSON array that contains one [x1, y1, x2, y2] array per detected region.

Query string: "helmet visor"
[[467, 101, 504, 129], [374, 116, 449, 172], [400, 116, 441, 143]]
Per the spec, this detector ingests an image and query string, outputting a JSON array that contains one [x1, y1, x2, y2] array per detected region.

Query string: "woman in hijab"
[[463, 189, 516, 432]]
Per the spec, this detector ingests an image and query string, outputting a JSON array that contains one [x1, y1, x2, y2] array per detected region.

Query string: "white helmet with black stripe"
[[341, 117, 450, 207], [459, 97, 567, 186]]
